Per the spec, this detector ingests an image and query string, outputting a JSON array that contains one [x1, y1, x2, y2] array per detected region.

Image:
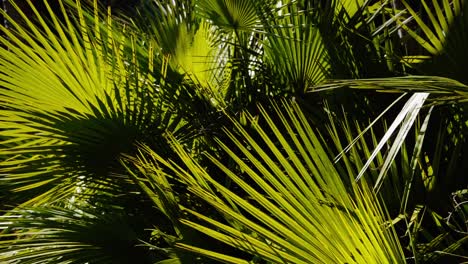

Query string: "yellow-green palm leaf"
[[0, 0, 184, 206], [134, 100, 405, 263]]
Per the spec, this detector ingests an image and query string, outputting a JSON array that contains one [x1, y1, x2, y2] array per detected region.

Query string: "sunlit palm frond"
[[313, 76, 468, 259], [325, 103, 407, 208], [397, 0, 463, 55], [336, 0, 368, 18], [132, 100, 405, 263], [314, 75, 468, 97], [126, 0, 234, 111], [0, 0, 187, 206]]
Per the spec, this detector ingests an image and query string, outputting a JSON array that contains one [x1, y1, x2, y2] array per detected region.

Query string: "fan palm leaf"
[[196, 0, 259, 32], [131, 100, 406, 263], [260, 1, 331, 92], [0, 0, 189, 206]]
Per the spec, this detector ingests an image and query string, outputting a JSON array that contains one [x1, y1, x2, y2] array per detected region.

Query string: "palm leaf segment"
[[134, 100, 405, 263], [0, 0, 183, 205]]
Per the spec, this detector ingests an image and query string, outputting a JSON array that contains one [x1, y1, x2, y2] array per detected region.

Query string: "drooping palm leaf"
[[313, 75, 468, 94]]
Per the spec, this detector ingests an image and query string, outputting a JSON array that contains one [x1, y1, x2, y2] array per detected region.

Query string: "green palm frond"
[[1, 1, 467, 263], [260, 1, 331, 92], [326, 102, 407, 208], [196, 0, 260, 31], [314, 75, 468, 97], [314, 76, 468, 260], [132, 100, 405, 263], [129, 0, 192, 56], [317, 0, 407, 78], [0, 0, 189, 205], [336, 0, 368, 18], [122, 146, 181, 229], [127, 0, 234, 111]]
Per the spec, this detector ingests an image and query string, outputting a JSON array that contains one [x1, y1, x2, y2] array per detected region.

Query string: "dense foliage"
[[1, 0, 468, 263]]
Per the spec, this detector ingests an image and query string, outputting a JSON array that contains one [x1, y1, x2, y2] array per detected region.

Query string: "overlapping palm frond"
[[0, 206, 168, 264], [396, 0, 463, 55], [131, 100, 406, 263], [1, 0, 468, 263], [336, 0, 368, 17], [192, 1, 333, 97], [121, 0, 235, 127], [311, 0, 407, 79], [191, 0, 265, 107], [324, 101, 468, 261], [313, 75, 468, 261]]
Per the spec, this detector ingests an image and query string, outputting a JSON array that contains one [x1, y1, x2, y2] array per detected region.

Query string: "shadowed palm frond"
[[393, 0, 468, 83], [0, 206, 171, 264], [311, 76, 468, 187], [313, 75, 468, 260], [397, 0, 463, 55]]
